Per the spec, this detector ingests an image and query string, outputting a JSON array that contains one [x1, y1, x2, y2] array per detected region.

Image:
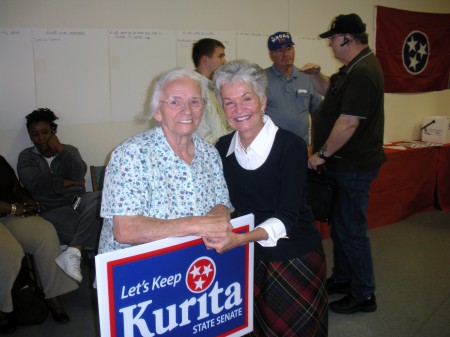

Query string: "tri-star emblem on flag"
[[403, 31, 429, 75], [375, 6, 450, 93]]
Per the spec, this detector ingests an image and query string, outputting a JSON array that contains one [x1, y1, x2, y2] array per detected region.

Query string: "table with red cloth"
[[316, 142, 450, 240], [437, 144, 450, 211]]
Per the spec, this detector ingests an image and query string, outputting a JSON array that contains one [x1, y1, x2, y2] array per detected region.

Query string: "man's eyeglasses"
[[327, 34, 344, 41], [160, 96, 207, 110], [271, 44, 294, 54]]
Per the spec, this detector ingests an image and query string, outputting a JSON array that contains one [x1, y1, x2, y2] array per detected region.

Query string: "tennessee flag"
[[375, 6, 450, 93]]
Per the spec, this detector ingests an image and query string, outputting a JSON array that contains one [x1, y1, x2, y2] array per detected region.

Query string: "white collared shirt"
[[226, 115, 288, 247]]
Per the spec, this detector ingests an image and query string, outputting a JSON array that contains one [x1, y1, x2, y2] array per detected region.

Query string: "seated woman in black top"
[[205, 60, 328, 337], [0, 155, 78, 332]]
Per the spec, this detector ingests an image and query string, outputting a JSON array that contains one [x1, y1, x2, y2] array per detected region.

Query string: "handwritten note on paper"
[[236, 32, 271, 69], [0, 29, 36, 130], [33, 28, 110, 125], [109, 29, 176, 121]]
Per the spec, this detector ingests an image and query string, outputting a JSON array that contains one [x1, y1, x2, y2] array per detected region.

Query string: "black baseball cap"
[[319, 13, 366, 38]]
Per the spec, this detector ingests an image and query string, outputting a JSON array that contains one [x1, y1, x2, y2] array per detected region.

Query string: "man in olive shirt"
[[303, 13, 386, 314]]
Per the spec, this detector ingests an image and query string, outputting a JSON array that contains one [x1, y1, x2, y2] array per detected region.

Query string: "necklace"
[[237, 135, 247, 153]]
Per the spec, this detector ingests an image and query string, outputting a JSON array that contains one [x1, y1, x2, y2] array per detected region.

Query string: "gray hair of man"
[[212, 59, 268, 107], [148, 67, 208, 119]]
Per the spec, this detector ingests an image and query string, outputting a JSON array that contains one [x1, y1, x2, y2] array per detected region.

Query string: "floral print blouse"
[[98, 126, 232, 253]]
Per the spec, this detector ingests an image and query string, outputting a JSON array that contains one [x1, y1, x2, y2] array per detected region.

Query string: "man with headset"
[[301, 13, 386, 314]]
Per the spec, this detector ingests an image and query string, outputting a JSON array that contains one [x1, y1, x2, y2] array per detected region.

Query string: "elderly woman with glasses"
[[98, 68, 232, 255], [205, 60, 328, 337]]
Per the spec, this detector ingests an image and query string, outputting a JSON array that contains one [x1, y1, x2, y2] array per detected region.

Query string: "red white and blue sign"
[[95, 214, 254, 337]]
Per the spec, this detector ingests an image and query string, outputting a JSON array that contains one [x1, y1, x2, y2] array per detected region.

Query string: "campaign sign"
[[95, 214, 254, 337]]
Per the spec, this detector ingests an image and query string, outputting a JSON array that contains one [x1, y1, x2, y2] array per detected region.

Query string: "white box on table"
[[421, 116, 450, 144]]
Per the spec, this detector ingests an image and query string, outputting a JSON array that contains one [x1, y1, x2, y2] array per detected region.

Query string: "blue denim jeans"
[[326, 168, 380, 300]]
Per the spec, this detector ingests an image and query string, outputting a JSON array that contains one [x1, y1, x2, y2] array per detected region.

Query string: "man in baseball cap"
[[267, 31, 295, 51], [264, 31, 321, 144], [319, 13, 367, 38], [302, 13, 385, 315]]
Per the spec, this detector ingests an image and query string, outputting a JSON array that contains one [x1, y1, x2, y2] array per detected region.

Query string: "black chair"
[[89, 165, 106, 192]]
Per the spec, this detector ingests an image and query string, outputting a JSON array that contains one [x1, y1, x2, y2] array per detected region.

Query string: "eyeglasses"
[[271, 44, 294, 54], [160, 96, 207, 110], [327, 34, 344, 41]]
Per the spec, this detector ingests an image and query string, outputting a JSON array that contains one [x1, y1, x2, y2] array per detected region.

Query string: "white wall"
[[1, 0, 449, 190]]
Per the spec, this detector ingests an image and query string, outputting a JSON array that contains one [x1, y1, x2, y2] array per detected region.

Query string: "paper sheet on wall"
[[293, 35, 340, 75], [236, 32, 272, 69], [109, 29, 176, 122], [0, 29, 36, 130], [33, 28, 110, 125]]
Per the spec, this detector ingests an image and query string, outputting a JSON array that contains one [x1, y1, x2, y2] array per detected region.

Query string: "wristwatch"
[[317, 148, 328, 160]]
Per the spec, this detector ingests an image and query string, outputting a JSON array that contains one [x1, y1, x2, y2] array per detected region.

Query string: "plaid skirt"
[[245, 248, 328, 337]]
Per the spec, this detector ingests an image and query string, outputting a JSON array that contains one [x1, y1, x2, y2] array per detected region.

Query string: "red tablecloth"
[[437, 144, 450, 211], [367, 145, 438, 228], [316, 142, 449, 239]]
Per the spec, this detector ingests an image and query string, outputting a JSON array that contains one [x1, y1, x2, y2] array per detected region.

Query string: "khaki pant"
[[0, 216, 78, 313]]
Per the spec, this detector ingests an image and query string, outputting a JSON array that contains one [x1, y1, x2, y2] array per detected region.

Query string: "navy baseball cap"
[[268, 32, 295, 51], [319, 13, 366, 38]]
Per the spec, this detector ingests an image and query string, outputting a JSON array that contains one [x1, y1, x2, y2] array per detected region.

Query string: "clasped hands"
[[201, 213, 238, 254]]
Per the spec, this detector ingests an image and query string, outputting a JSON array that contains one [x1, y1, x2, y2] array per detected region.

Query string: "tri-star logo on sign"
[[96, 214, 254, 337], [186, 257, 216, 293]]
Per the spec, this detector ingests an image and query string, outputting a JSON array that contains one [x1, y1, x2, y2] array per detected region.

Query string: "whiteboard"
[[1, 28, 340, 129], [109, 29, 176, 121], [33, 28, 110, 125], [0, 29, 36, 130]]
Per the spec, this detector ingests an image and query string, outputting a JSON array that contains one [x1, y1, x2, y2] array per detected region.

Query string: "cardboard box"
[[421, 116, 450, 144]]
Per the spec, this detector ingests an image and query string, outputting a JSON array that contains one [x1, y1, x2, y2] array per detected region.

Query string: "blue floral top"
[[98, 126, 232, 253]]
